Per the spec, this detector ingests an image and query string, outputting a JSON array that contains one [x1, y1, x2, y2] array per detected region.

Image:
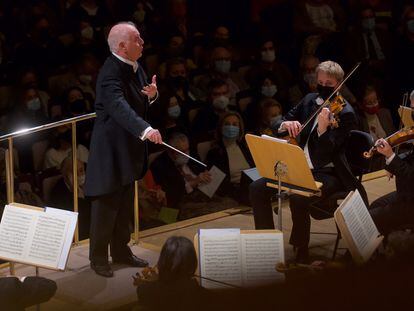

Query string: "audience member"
[[49, 155, 91, 239], [206, 112, 253, 204]]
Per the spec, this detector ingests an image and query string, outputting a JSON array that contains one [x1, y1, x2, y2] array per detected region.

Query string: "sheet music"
[[0, 204, 78, 270], [341, 190, 380, 258], [199, 229, 242, 288], [198, 165, 226, 198], [241, 232, 285, 287], [261, 135, 288, 143], [45, 207, 78, 269], [243, 167, 261, 181]]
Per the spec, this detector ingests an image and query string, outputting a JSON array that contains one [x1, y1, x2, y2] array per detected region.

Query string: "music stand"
[[245, 134, 323, 230], [398, 106, 414, 128]]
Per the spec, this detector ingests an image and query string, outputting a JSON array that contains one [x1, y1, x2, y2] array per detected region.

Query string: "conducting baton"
[[162, 142, 207, 168]]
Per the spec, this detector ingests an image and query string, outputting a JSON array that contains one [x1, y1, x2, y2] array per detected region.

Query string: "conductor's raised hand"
[[141, 75, 157, 99], [146, 129, 162, 144], [282, 121, 302, 138]]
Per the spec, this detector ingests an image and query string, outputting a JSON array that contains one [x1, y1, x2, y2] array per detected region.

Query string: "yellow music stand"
[[398, 106, 414, 128], [245, 134, 322, 230]]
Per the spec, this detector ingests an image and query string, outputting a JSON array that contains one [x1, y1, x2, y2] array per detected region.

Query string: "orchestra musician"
[[249, 61, 366, 263]]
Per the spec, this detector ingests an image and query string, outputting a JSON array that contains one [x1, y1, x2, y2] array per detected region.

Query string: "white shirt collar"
[[112, 52, 138, 73]]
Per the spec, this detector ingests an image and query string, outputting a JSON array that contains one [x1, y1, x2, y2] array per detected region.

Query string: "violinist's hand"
[[317, 108, 331, 135], [282, 121, 302, 138], [375, 138, 393, 158], [133, 266, 159, 286]]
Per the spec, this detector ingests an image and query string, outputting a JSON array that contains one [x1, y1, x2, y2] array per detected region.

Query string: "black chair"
[[309, 130, 374, 259]]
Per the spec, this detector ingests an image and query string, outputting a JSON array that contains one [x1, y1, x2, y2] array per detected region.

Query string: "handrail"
[[0, 113, 97, 141]]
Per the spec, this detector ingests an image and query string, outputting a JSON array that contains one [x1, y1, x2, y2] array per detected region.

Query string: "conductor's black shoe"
[[113, 255, 149, 267], [90, 262, 114, 278]]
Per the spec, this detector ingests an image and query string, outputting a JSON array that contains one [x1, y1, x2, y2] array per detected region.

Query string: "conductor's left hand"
[[141, 75, 157, 99], [146, 129, 162, 144]]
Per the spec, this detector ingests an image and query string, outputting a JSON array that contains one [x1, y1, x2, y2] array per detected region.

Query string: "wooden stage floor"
[[1, 174, 395, 310]]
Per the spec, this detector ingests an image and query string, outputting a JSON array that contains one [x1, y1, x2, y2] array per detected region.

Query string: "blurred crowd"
[[0, 0, 413, 231]]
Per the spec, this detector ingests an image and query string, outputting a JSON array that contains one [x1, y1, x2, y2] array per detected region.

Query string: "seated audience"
[[191, 79, 233, 143], [44, 125, 89, 169], [206, 112, 253, 204], [150, 132, 211, 213], [49, 155, 90, 240], [254, 98, 283, 136]]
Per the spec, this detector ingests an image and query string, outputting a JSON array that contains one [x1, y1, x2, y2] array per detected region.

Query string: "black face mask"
[[169, 76, 188, 90], [69, 99, 86, 114], [317, 84, 335, 100]]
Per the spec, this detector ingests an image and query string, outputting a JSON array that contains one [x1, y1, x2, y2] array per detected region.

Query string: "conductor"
[[85, 22, 162, 277]]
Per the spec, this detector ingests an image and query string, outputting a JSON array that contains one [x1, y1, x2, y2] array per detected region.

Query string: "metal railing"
[[0, 113, 98, 245]]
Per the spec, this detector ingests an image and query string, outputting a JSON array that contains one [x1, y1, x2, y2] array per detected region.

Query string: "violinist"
[[369, 92, 414, 235], [250, 61, 363, 263]]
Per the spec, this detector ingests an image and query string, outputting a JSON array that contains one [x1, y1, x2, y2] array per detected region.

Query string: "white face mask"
[[261, 50, 275, 63], [212, 95, 230, 110], [261, 85, 277, 98], [81, 26, 94, 40], [26, 97, 41, 111]]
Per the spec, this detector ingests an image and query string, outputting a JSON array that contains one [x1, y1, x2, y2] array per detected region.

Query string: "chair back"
[[345, 130, 374, 178], [197, 140, 214, 162]]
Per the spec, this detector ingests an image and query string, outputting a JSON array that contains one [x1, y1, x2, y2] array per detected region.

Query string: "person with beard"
[[249, 60, 365, 263]]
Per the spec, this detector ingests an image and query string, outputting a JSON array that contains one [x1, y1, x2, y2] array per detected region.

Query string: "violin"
[[282, 93, 347, 145], [281, 63, 360, 145], [363, 126, 414, 159]]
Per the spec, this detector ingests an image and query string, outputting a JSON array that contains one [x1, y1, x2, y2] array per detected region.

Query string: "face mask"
[[212, 95, 229, 110], [317, 84, 335, 100], [214, 60, 231, 73], [68, 174, 85, 186], [261, 50, 275, 63], [81, 26, 94, 40], [303, 73, 317, 84], [222, 125, 240, 139], [70, 99, 86, 114], [79, 74, 92, 84], [133, 9, 146, 23], [27, 97, 41, 111], [261, 85, 277, 98], [168, 105, 181, 118], [362, 18, 376, 32], [363, 102, 380, 115], [270, 115, 282, 128], [174, 154, 189, 166], [407, 20, 414, 34]]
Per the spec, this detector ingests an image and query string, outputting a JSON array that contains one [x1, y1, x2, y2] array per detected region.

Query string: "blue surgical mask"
[[168, 105, 181, 118], [407, 20, 414, 34], [212, 95, 229, 110], [270, 115, 282, 128], [214, 60, 231, 73], [27, 97, 41, 111], [81, 26, 94, 40], [174, 154, 189, 166], [261, 85, 277, 98], [222, 125, 240, 139], [362, 18, 376, 32]]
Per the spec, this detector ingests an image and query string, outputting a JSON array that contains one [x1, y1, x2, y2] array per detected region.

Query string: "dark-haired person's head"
[[157, 236, 197, 282], [64, 86, 88, 116], [207, 79, 230, 111]]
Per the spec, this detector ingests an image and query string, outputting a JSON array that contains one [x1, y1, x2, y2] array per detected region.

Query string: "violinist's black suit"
[[250, 93, 363, 248]]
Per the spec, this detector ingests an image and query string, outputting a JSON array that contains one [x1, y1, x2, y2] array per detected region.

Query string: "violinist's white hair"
[[316, 60, 344, 82]]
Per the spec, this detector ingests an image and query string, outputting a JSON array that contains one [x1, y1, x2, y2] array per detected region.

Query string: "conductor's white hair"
[[107, 22, 137, 53]]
